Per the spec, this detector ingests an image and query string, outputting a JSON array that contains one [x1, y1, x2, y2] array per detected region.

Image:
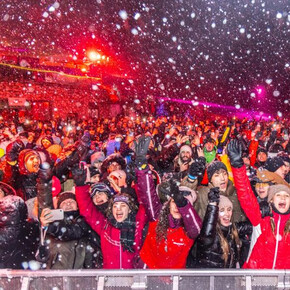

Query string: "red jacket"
[[232, 165, 290, 269], [136, 168, 202, 269], [140, 220, 193, 269], [75, 185, 147, 269]]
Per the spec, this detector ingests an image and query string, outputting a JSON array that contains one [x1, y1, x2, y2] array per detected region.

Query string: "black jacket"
[[42, 210, 102, 269], [195, 204, 252, 268], [0, 195, 39, 269]]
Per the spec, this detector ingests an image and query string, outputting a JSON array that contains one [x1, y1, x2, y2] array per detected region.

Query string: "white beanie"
[[180, 145, 192, 155], [219, 195, 233, 210]]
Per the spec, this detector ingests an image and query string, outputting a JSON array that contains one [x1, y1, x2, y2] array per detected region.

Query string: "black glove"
[[72, 163, 87, 186], [208, 187, 220, 204], [188, 157, 206, 181], [134, 135, 151, 169], [38, 165, 53, 183], [227, 140, 244, 168], [169, 180, 187, 207], [259, 200, 272, 218], [6, 139, 25, 163]]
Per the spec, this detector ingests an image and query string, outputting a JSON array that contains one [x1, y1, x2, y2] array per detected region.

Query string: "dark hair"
[[156, 201, 170, 243]]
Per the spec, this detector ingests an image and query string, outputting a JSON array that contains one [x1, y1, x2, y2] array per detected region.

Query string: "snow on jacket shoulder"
[[76, 185, 147, 269], [232, 165, 290, 269]]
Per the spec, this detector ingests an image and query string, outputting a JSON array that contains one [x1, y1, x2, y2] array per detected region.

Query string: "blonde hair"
[[270, 217, 290, 237]]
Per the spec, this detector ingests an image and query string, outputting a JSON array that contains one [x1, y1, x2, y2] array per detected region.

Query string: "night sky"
[[0, 0, 289, 115]]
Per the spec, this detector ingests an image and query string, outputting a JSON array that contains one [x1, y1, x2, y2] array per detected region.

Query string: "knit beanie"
[[91, 151, 105, 166], [256, 147, 268, 157], [267, 184, 290, 202], [265, 157, 285, 173], [219, 195, 233, 210], [18, 149, 40, 175], [90, 182, 113, 198], [180, 145, 192, 155], [207, 161, 228, 182], [57, 191, 76, 208], [112, 193, 137, 212], [203, 137, 215, 145], [41, 135, 54, 146]]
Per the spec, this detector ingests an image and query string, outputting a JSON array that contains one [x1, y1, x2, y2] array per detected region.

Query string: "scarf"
[[108, 212, 136, 253], [204, 147, 217, 164]]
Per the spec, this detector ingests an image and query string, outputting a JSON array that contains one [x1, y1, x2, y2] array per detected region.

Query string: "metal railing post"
[[97, 276, 105, 290], [172, 275, 179, 290], [245, 275, 252, 290]]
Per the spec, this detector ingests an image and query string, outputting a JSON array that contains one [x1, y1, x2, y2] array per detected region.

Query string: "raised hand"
[[208, 187, 220, 204], [188, 157, 206, 180], [72, 163, 87, 186], [169, 180, 187, 207], [134, 135, 151, 168], [227, 139, 244, 168]]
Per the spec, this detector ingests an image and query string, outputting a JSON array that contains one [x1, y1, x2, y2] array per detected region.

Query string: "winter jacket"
[[0, 195, 39, 269], [232, 165, 290, 269], [136, 168, 202, 268], [195, 204, 252, 268], [43, 211, 101, 269], [195, 180, 246, 222], [75, 185, 148, 269]]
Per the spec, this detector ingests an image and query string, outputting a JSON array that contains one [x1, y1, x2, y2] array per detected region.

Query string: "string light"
[[0, 62, 101, 81]]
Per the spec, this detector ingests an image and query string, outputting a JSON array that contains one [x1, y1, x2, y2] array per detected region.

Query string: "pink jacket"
[[75, 185, 147, 269]]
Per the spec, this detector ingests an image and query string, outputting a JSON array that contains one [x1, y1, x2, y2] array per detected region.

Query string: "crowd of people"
[[0, 113, 289, 270]]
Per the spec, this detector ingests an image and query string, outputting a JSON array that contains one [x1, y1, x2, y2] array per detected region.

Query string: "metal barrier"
[[0, 269, 289, 290]]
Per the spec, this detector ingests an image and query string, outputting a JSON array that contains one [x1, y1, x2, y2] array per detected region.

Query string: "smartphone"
[[50, 209, 64, 221]]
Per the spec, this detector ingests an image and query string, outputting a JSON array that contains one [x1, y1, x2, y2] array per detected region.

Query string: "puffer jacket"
[[75, 185, 148, 269], [43, 210, 101, 269], [0, 195, 39, 269], [232, 165, 290, 269], [195, 204, 252, 268], [136, 168, 202, 269], [195, 180, 246, 222]]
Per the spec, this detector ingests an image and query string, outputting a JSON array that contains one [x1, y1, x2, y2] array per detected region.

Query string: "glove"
[[227, 140, 244, 168], [72, 163, 87, 186], [134, 135, 151, 169], [188, 157, 206, 181], [208, 187, 220, 204], [6, 139, 25, 163], [169, 180, 187, 207]]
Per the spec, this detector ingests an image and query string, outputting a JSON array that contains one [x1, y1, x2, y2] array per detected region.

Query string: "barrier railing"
[[0, 269, 289, 290]]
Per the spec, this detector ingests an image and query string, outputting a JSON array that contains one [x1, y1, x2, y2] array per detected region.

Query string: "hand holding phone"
[[40, 208, 64, 227]]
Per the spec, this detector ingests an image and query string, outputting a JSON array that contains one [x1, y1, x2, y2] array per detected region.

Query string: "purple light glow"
[[159, 97, 273, 120]]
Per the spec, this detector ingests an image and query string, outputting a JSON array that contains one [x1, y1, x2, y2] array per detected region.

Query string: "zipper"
[[146, 173, 155, 219], [272, 215, 281, 269], [119, 231, 122, 269]]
